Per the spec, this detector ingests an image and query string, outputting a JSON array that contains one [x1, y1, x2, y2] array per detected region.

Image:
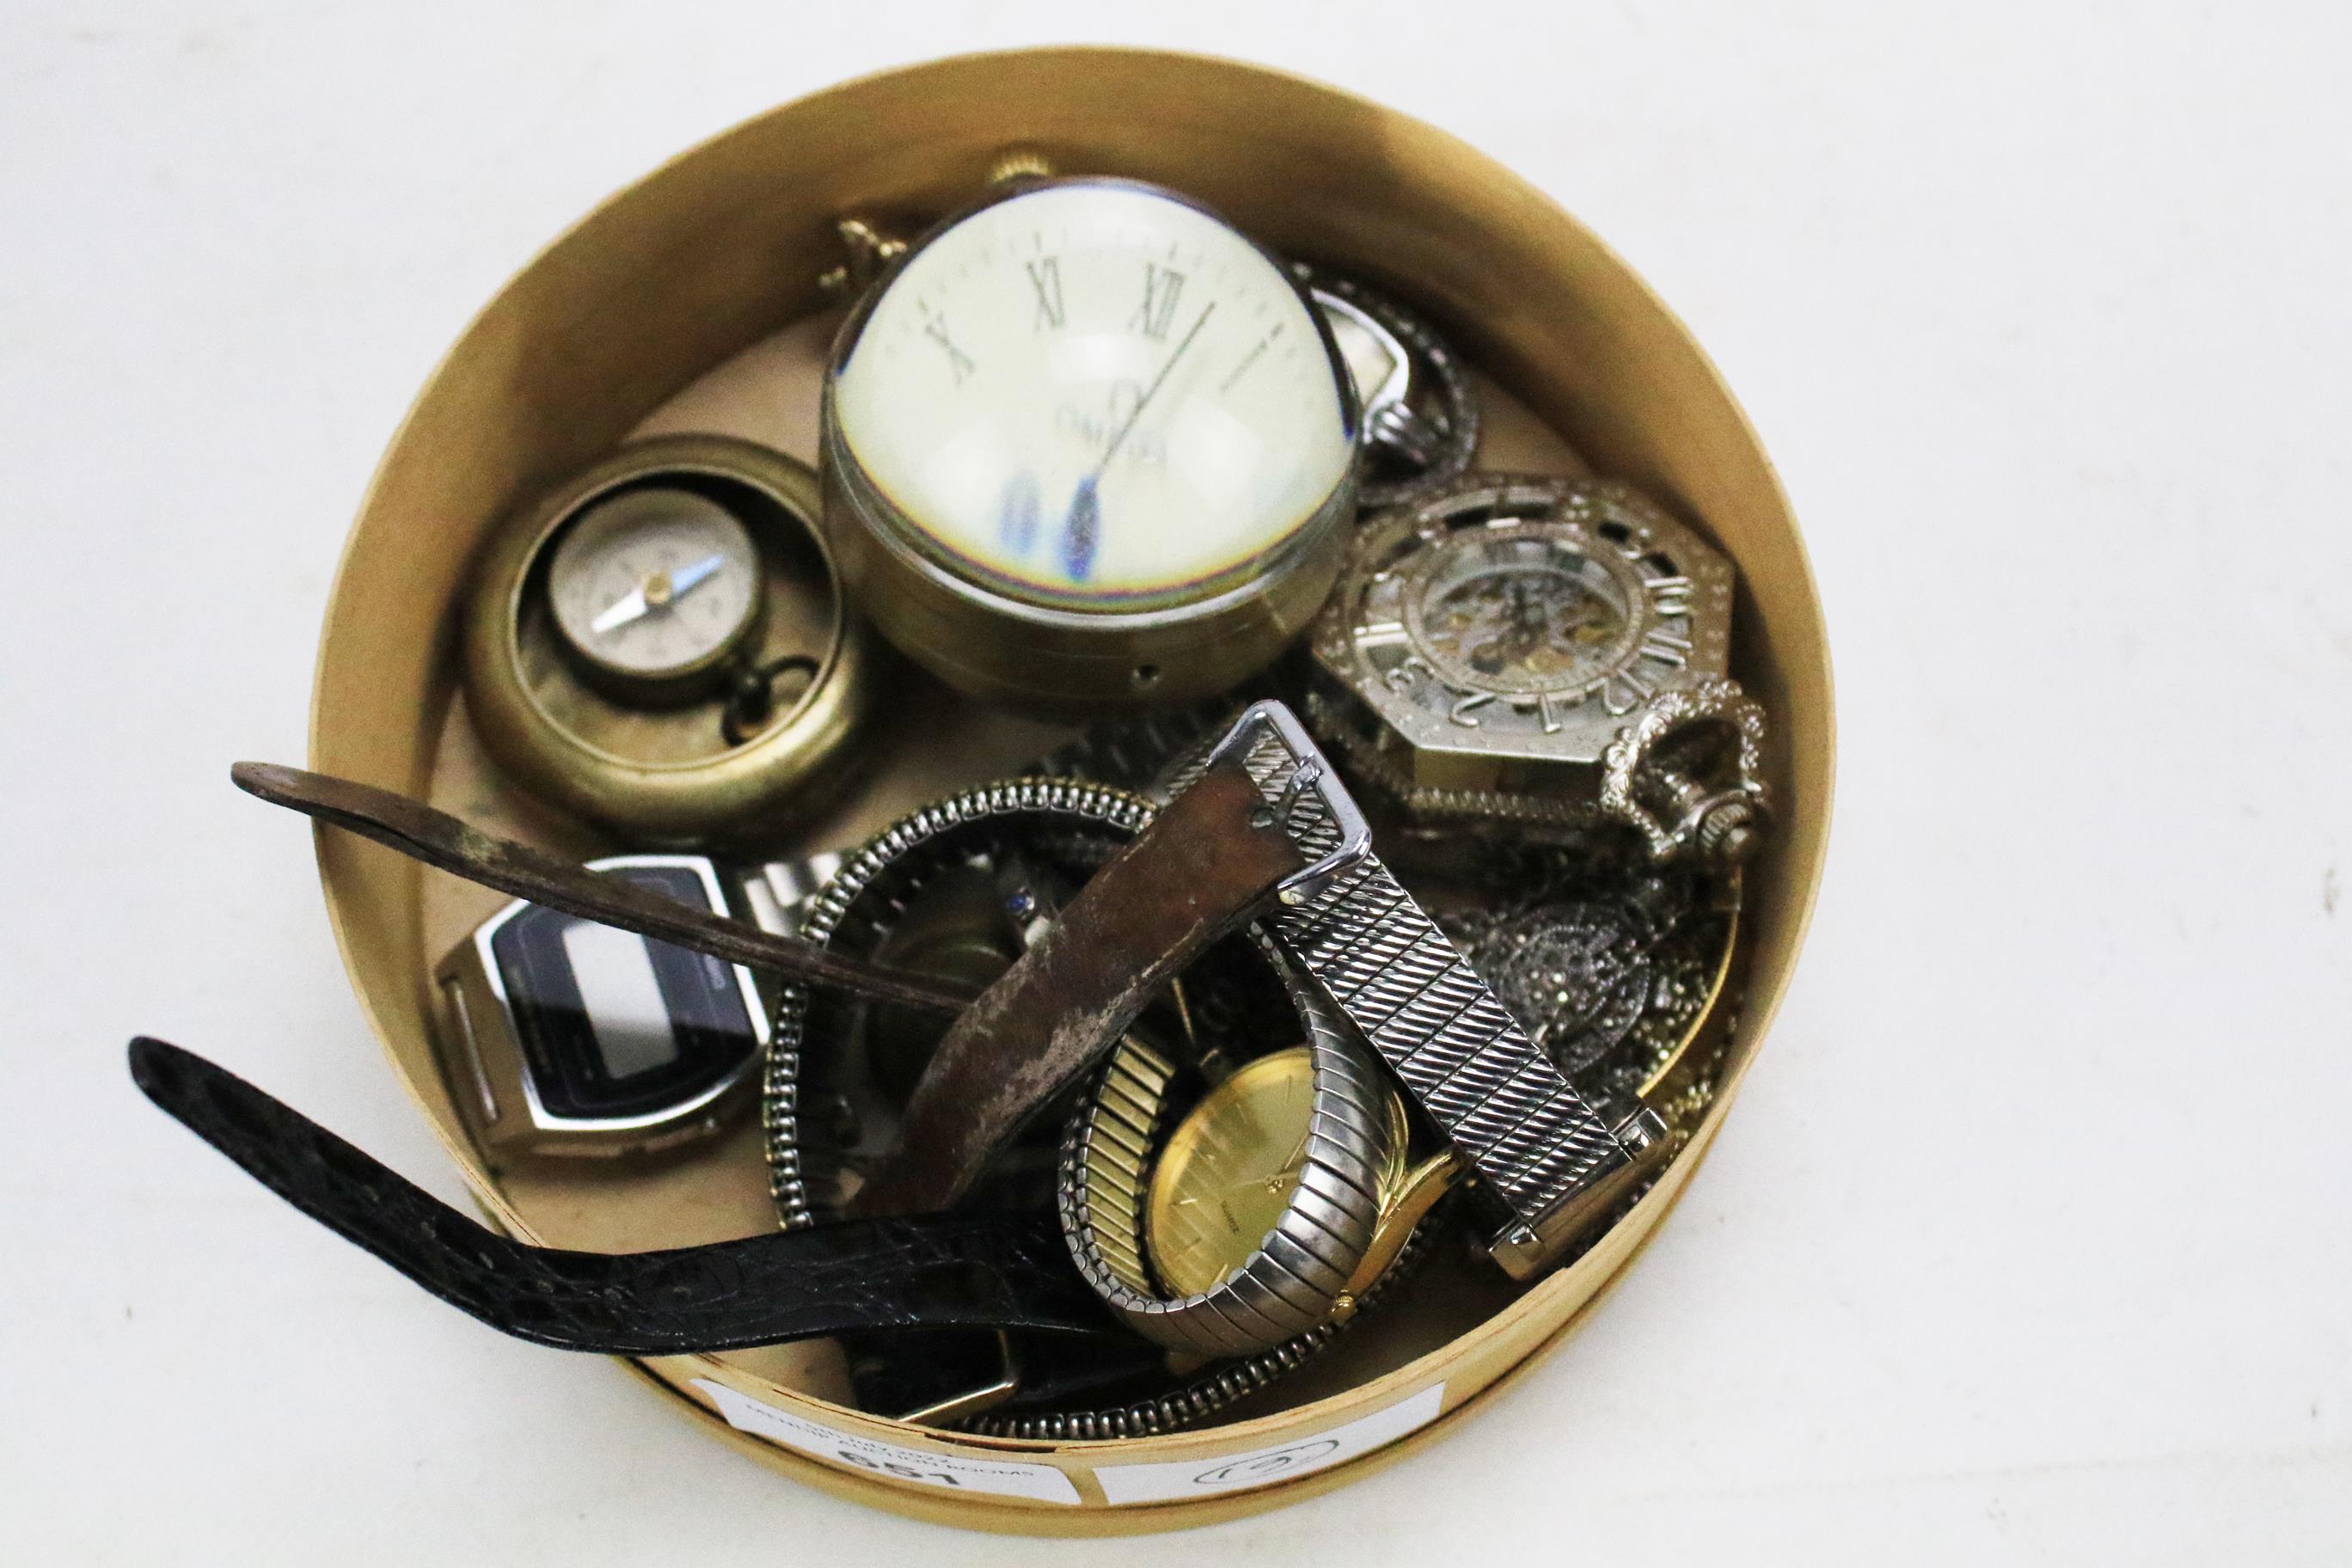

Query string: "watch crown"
[[985, 148, 1057, 185], [1695, 797, 1763, 868]]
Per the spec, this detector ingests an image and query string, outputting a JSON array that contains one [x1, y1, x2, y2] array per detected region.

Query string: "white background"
[[3, 3, 2348, 1561]]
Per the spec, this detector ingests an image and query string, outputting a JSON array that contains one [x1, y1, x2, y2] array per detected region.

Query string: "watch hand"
[[665, 552, 726, 600], [1059, 303, 1221, 579], [1096, 301, 1216, 480], [1223, 1131, 1310, 1201], [1211, 1162, 1301, 1204], [1511, 581, 1551, 652]]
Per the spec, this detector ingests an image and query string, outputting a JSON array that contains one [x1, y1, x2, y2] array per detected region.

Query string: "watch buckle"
[[886, 1329, 1024, 1428], [1202, 699, 1375, 907]]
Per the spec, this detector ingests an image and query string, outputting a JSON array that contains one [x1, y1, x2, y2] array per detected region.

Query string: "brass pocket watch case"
[[305, 48, 1830, 1534]]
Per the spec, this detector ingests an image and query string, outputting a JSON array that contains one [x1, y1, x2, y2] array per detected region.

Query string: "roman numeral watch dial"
[[822, 178, 1361, 708]]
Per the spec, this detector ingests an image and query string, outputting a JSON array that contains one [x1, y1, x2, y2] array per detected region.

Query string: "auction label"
[[689, 1378, 1081, 1504], [1093, 1382, 1446, 1504]]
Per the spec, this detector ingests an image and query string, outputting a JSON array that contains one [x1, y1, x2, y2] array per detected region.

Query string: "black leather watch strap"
[[129, 1038, 1118, 1354]]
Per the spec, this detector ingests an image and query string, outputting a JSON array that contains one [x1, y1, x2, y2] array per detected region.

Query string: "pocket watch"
[[1308, 472, 1768, 866], [1294, 262, 1479, 509], [820, 175, 1361, 708], [461, 434, 879, 848]]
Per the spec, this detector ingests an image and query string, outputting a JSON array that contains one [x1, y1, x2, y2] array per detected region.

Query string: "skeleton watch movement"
[[1308, 473, 1769, 865]]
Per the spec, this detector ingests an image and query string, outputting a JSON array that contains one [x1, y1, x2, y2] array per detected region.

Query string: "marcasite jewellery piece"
[[1455, 899, 1657, 1081], [1308, 473, 1770, 868], [821, 176, 1361, 707], [1294, 262, 1479, 508], [1448, 873, 1737, 1098], [1597, 896, 1738, 1103]]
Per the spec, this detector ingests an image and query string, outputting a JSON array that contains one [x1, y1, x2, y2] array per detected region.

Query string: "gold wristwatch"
[[1060, 959, 1461, 1356]]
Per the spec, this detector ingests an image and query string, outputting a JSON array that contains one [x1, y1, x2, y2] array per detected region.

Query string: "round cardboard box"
[[307, 46, 1833, 1534]]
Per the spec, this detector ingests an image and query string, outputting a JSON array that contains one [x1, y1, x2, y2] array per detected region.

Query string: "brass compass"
[[459, 435, 879, 847]]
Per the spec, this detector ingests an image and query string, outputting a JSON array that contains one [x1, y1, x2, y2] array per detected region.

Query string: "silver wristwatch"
[[1184, 702, 1665, 1280], [432, 848, 841, 1160]]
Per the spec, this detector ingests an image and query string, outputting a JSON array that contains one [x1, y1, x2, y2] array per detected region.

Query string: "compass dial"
[[546, 487, 763, 695]]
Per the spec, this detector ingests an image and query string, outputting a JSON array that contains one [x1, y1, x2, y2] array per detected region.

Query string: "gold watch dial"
[[1148, 1049, 1313, 1295], [1146, 1048, 1413, 1295]]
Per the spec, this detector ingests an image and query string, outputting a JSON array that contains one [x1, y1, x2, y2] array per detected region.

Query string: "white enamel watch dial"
[[831, 180, 1353, 606]]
